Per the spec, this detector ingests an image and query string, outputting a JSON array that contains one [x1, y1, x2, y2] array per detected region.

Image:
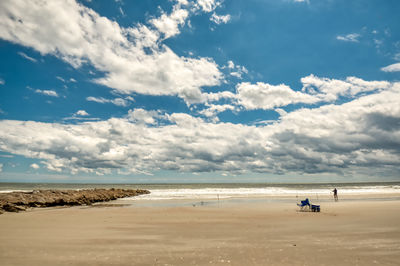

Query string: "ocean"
[[1, 182, 399, 202]]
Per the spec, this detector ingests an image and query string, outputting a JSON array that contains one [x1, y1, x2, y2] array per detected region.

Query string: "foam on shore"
[[123, 185, 400, 201]]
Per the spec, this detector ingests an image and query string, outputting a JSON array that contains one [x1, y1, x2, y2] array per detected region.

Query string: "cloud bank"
[[1, 82, 399, 177]]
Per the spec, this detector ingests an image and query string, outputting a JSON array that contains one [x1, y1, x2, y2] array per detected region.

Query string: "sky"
[[0, 0, 399, 183]]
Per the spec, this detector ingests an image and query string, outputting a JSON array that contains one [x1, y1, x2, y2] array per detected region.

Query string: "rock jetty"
[[0, 188, 150, 214]]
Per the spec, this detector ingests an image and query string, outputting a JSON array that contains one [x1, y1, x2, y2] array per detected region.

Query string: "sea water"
[[1, 182, 399, 201]]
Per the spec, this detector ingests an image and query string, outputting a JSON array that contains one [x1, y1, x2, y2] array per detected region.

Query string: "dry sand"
[[0, 198, 399, 266]]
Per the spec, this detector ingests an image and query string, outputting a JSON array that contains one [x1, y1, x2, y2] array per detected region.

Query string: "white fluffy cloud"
[[18, 51, 37, 62], [63, 110, 97, 121], [86, 96, 133, 107], [1, 83, 399, 176], [34, 89, 59, 97], [195, 0, 221, 12], [300, 74, 390, 101], [210, 13, 231, 25], [221, 60, 248, 79], [150, 5, 189, 39], [336, 33, 361, 42], [202, 91, 236, 102], [267, 82, 400, 175], [381, 62, 400, 72], [236, 82, 318, 110], [76, 110, 89, 116], [127, 108, 161, 125], [30, 163, 40, 169], [0, 0, 223, 105], [197, 75, 392, 113], [198, 104, 236, 118]]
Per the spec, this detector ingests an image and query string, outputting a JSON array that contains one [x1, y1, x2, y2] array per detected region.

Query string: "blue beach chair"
[[297, 198, 310, 211]]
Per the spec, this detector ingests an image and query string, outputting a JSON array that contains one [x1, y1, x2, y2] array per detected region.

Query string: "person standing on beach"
[[332, 188, 338, 201]]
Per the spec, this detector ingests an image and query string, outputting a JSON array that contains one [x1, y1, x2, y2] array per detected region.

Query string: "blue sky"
[[0, 0, 399, 183]]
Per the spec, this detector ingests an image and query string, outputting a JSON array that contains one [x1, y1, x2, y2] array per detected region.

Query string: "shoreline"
[[1, 192, 399, 211]]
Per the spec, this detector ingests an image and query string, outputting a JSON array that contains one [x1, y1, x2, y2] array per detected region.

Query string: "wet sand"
[[0, 198, 399, 265]]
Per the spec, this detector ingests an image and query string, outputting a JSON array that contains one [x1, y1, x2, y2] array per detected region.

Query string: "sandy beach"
[[0, 197, 399, 266]]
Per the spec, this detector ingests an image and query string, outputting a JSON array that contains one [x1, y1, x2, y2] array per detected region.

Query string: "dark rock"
[[2, 203, 26, 212], [0, 188, 150, 214]]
